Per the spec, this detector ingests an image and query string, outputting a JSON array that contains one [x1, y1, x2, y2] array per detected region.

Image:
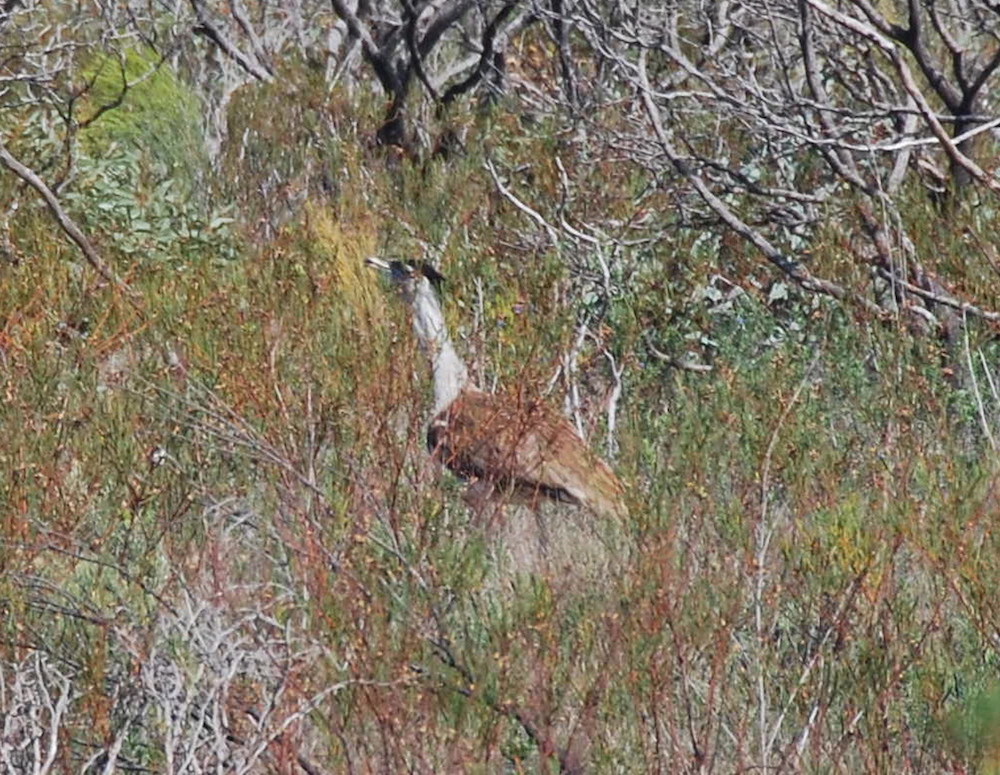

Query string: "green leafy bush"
[[80, 47, 208, 191]]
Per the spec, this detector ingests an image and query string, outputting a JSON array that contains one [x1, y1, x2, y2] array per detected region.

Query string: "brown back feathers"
[[427, 388, 628, 520]]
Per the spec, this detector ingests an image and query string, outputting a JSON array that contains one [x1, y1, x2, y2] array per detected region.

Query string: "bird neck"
[[410, 279, 469, 412], [431, 340, 469, 412]]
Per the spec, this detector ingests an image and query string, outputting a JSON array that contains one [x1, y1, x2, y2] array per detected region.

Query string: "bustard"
[[366, 257, 627, 520]]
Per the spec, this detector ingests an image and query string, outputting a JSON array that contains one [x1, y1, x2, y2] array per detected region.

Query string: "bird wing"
[[427, 390, 627, 519]]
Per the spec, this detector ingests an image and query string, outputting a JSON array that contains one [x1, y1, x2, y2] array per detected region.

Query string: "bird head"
[[365, 257, 445, 303]]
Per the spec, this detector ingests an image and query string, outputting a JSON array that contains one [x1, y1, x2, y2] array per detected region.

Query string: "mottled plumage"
[[427, 389, 627, 519], [366, 256, 627, 520]]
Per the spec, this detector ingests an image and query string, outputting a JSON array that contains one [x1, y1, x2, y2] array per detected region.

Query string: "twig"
[[484, 158, 560, 251], [190, 0, 273, 82], [602, 347, 624, 458], [440, 3, 527, 105], [636, 51, 883, 314], [963, 311, 997, 451], [227, 0, 275, 77], [875, 267, 1000, 322], [756, 355, 818, 766], [645, 334, 713, 373], [417, 640, 582, 774], [805, 0, 1000, 194], [0, 137, 129, 291]]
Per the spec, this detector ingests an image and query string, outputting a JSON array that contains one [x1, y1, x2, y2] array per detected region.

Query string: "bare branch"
[[636, 50, 881, 311], [484, 158, 561, 250], [808, 0, 1000, 193], [875, 266, 1000, 322], [228, 0, 276, 78], [440, 3, 526, 106], [646, 334, 714, 373], [418, 0, 477, 58], [191, 0, 274, 82], [0, 138, 129, 290], [329, 0, 403, 95]]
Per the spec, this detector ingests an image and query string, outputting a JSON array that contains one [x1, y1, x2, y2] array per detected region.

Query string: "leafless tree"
[[486, 0, 1000, 340], [188, 0, 541, 152]]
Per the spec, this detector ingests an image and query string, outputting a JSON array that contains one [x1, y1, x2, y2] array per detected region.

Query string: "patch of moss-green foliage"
[[62, 48, 236, 266], [80, 47, 207, 187]]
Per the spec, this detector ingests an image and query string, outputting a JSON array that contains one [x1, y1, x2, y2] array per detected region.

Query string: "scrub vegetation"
[[2, 1, 1000, 771]]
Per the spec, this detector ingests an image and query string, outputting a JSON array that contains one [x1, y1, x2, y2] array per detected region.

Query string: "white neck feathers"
[[409, 278, 469, 412]]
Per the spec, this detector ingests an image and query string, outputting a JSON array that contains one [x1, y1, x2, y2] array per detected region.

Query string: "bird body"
[[428, 388, 627, 519], [366, 257, 627, 521]]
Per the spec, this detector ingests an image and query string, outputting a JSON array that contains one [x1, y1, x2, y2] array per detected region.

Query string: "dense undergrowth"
[[3, 64, 1000, 774]]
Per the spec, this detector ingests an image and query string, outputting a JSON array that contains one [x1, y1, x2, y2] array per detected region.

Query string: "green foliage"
[[80, 47, 207, 189], [948, 684, 1000, 770], [63, 144, 237, 264], [27, 47, 242, 268]]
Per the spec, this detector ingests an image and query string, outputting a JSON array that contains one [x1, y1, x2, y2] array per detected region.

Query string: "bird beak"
[[365, 256, 392, 272]]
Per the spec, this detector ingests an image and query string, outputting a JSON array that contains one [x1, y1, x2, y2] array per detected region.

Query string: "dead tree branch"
[[0, 138, 129, 290]]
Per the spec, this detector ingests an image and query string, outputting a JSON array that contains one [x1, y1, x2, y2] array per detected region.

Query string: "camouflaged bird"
[[366, 257, 627, 520]]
